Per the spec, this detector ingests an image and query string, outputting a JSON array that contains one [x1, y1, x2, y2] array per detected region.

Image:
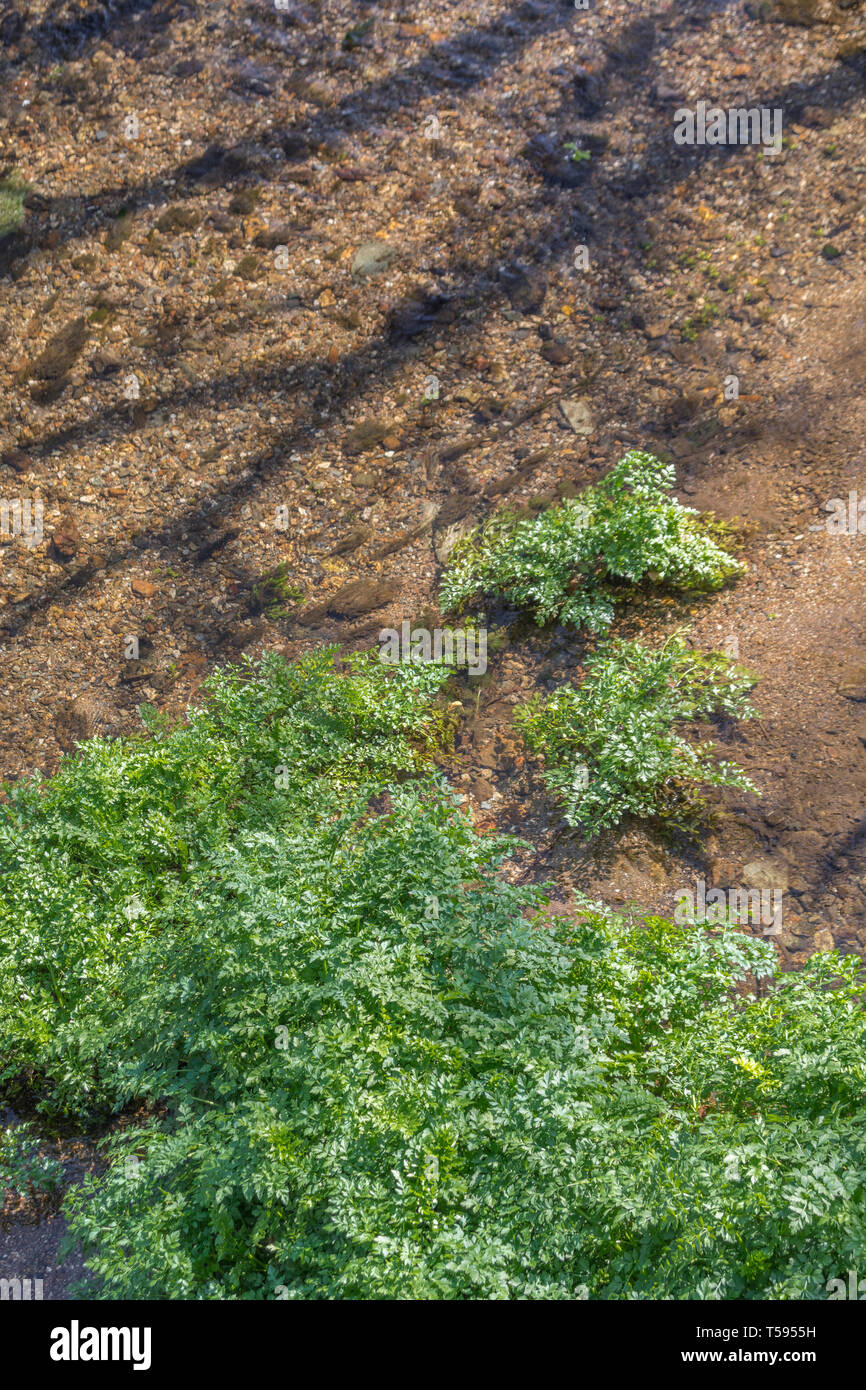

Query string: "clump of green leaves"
[[439, 451, 744, 631], [4, 645, 866, 1302], [249, 563, 304, 619], [681, 303, 720, 340], [0, 170, 29, 239], [343, 17, 374, 49], [0, 648, 451, 1106], [1, 1123, 64, 1197], [516, 635, 758, 837], [61, 892, 866, 1300]]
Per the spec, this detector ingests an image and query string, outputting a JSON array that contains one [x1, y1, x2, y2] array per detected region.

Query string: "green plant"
[[249, 563, 304, 619], [564, 142, 591, 163], [1, 1123, 64, 1197], [439, 451, 744, 631], [63, 885, 866, 1302], [681, 303, 720, 340], [0, 170, 29, 239], [343, 18, 374, 49], [0, 649, 451, 1107], [1, 648, 865, 1300], [516, 634, 758, 837]]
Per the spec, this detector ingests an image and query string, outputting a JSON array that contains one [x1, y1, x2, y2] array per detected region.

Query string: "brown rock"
[[329, 526, 370, 556], [741, 857, 789, 892], [131, 578, 157, 599], [541, 341, 573, 366], [838, 664, 866, 701], [343, 419, 389, 456], [51, 513, 81, 559], [3, 449, 29, 474], [768, 0, 834, 24], [56, 692, 115, 750], [326, 578, 400, 618]]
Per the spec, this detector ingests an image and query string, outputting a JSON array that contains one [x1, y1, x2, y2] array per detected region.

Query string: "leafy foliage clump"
[[1, 1122, 64, 1198], [0, 648, 450, 1106], [439, 451, 744, 631], [0, 170, 28, 239], [516, 635, 758, 837], [1, 646, 864, 1302], [59, 896, 866, 1301], [249, 563, 304, 620]]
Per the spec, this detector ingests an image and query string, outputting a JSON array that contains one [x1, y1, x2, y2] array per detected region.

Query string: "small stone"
[[838, 664, 866, 701], [741, 858, 789, 892], [329, 526, 370, 556], [51, 514, 80, 559], [57, 692, 115, 750], [500, 263, 547, 314], [344, 419, 389, 456], [131, 578, 157, 598], [541, 341, 572, 366], [351, 241, 398, 279], [326, 577, 399, 617], [559, 397, 595, 435], [645, 319, 671, 339]]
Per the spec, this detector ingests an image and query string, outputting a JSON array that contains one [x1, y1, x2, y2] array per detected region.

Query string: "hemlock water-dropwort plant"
[[516, 634, 759, 838], [2, 647, 866, 1300], [1, 1122, 64, 1197], [439, 450, 744, 632]]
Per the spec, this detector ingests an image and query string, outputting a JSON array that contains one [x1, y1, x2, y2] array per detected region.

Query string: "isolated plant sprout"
[[516, 634, 758, 838], [0, 169, 29, 238], [439, 451, 744, 632]]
